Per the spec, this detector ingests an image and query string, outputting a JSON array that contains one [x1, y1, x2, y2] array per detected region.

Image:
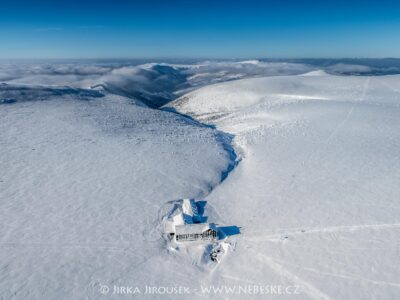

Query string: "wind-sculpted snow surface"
[[169, 73, 400, 299], [1, 60, 400, 299], [0, 84, 235, 298]]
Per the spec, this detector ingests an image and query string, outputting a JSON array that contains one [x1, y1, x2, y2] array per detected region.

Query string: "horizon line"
[[1, 57, 400, 61]]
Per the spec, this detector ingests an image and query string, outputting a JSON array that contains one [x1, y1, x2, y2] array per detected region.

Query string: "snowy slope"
[[1, 62, 400, 299], [1, 61, 315, 107], [0, 84, 235, 299], [169, 73, 400, 299]]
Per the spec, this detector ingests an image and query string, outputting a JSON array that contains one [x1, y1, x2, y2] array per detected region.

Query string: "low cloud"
[[1, 59, 399, 107], [326, 63, 372, 74]]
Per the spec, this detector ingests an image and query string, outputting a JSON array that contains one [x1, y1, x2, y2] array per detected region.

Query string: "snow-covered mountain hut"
[[175, 223, 218, 242]]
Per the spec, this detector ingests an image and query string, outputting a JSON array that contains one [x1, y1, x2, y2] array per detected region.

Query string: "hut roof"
[[175, 223, 216, 235]]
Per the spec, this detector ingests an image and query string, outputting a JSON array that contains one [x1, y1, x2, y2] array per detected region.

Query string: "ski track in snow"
[[322, 76, 370, 145], [244, 223, 400, 241], [268, 255, 400, 289], [169, 72, 400, 299], [2, 63, 400, 299], [254, 251, 331, 300], [288, 76, 371, 188]]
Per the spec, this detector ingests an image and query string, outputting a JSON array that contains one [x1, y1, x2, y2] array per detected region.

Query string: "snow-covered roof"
[[175, 223, 216, 235], [181, 198, 199, 217], [164, 220, 175, 233]]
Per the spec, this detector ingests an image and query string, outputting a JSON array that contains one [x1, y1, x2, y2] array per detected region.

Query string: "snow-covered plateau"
[[168, 71, 400, 299], [1, 61, 400, 299], [0, 83, 234, 299]]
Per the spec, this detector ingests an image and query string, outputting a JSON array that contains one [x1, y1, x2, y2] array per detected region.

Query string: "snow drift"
[[168, 73, 400, 299], [0, 83, 235, 299], [1, 59, 400, 299]]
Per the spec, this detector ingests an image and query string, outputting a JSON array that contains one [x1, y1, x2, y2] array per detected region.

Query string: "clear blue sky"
[[1, 0, 399, 59]]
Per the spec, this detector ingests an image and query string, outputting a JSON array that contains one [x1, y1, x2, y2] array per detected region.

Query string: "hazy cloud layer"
[[1, 59, 399, 107]]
